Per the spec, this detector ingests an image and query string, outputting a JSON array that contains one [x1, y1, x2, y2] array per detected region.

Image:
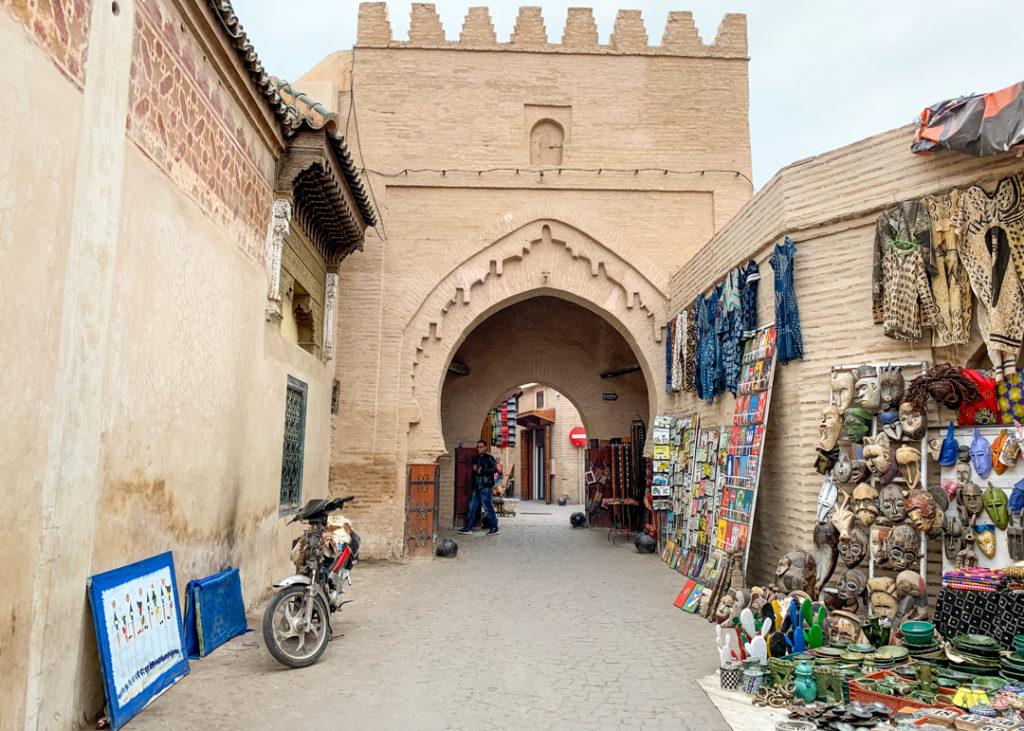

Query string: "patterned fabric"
[[934, 586, 1024, 651], [720, 307, 742, 395], [683, 303, 698, 392], [670, 311, 685, 392], [739, 259, 759, 340], [996, 371, 1024, 423], [875, 244, 938, 341], [665, 317, 674, 393], [959, 369, 1002, 425], [923, 191, 972, 346], [696, 295, 716, 403], [952, 174, 1024, 373], [872, 200, 936, 323], [770, 236, 804, 365]]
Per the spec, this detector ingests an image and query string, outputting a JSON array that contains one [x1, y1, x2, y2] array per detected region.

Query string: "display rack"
[[717, 325, 778, 576], [829, 360, 928, 613]]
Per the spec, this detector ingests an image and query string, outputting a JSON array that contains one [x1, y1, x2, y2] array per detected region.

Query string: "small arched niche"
[[530, 119, 564, 165]]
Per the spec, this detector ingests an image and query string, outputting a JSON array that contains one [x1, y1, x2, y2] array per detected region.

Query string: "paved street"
[[131, 504, 729, 730]]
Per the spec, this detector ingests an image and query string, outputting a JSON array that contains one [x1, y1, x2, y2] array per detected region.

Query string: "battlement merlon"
[[355, 4, 748, 58]]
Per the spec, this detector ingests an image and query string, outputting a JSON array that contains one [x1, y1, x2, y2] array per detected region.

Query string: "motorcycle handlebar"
[[329, 496, 355, 511]]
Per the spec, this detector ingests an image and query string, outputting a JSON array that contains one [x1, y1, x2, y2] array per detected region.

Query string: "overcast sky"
[[231, 0, 1024, 189]]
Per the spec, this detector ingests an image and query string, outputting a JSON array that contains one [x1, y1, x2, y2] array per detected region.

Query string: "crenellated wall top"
[[356, 3, 747, 58]]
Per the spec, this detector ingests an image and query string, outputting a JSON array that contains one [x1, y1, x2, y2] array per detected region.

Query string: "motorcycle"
[[263, 495, 360, 668]]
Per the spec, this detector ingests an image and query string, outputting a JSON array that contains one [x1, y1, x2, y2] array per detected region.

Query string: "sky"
[[231, 0, 1024, 189]]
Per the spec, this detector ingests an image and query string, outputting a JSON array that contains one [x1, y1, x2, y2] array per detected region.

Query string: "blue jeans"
[[464, 486, 498, 531]]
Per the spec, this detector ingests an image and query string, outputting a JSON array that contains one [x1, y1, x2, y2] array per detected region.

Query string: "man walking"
[[459, 440, 499, 535]]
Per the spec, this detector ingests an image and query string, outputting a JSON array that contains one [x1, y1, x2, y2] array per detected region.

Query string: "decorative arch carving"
[[401, 218, 670, 460]]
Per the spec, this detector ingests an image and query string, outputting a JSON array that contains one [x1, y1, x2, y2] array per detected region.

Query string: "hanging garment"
[[770, 236, 805, 365], [876, 242, 939, 341], [872, 200, 935, 325], [952, 174, 1024, 377], [739, 259, 760, 340], [922, 191, 972, 347], [683, 303, 698, 392], [696, 295, 717, 403], [665, 317, 674, 394], [720, 270, 743, 394], [671, 310, 685, 392]]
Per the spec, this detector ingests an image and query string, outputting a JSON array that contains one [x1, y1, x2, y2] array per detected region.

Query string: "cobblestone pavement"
[[130, 504, 729, 730]]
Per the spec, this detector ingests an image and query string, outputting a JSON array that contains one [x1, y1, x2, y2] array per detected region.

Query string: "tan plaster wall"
[[0, 12, 82, 728], [664, 125, 1024, 585]]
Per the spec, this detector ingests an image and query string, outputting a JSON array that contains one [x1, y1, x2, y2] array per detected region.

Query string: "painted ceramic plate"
[[849, 643, 875, 653], [840, 651, 865, 661], [813, 647, 843, 657]]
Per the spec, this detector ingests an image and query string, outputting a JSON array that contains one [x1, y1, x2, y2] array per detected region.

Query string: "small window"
[[536, 390, 545, 409], [530, 120, 563, 165], [279, 376, 308, 514]]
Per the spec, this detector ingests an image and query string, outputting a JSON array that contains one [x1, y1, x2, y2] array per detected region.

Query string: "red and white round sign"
[[569, 427, 587, 447]]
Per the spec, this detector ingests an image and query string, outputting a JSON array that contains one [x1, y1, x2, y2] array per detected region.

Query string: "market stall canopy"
[[517, 409, 555, 428], [912, 80, 1024, 157]]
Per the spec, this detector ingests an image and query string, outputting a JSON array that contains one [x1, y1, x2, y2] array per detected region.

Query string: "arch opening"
[[438, 295, 650, 527]]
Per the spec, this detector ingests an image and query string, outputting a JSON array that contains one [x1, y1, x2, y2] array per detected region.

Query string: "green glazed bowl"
[[901, 621, 934, 645]]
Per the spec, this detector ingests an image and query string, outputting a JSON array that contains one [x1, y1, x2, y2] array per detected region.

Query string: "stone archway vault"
[[402, 219, 671, 461]]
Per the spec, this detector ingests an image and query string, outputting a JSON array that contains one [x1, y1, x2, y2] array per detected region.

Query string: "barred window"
[[279, 376, 308, 514]]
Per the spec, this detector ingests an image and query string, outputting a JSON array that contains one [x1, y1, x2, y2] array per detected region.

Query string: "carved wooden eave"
[[277, 130, 368, 267]]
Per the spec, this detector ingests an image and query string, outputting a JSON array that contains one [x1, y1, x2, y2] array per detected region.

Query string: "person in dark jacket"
[[459, 440, 500, 535]]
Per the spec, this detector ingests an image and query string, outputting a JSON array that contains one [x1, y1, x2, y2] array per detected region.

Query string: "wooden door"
[[406, 464, 438, 558], [521, 430, 534, 500], [453, 447, 476, 529], [544, 424, 552, 505]]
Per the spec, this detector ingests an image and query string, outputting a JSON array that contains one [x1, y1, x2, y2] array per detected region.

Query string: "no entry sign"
[[569, 427, 587, 447]]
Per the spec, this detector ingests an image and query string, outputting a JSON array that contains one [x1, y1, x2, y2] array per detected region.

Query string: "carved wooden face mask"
[[871, 526, 891, 567], [898, 402, 926, 440], [960, 481, 984, 516], [832, 371, 855, 412], [896, 570, 926, 600], [983, 484, 1009, 530], [896, 445, 921, 491], [818, 405, 842, 451], [974, 523, 996, 558], [831, 493, 856, 541], [833, 452, 853, 484], [879, 484, 906, 523], [943, 513, 964, 561], [843, 408, 872, 444], [838, 524, 867, 568], [854, 366, 881, 411], [879, 410, 902, 441], [868, 576, 898, 620], [905, 488, 941, 534], [879, 366, 905, 410], [839, 568, 867, 607], [1009, 513, 1024, 562], [886, 524, 920, 570], [853, 484, 880, 528]]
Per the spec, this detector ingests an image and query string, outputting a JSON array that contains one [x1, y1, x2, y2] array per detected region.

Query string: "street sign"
[[569, 427, 587, 446], [602, 393, 618, 401]]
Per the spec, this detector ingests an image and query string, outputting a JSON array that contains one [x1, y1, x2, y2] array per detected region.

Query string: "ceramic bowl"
[[901, 621, 934, 645], [849, 643, 875, 654]]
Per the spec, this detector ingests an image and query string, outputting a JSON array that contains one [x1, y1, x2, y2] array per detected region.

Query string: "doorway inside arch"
[[440, 295, 652, 530]]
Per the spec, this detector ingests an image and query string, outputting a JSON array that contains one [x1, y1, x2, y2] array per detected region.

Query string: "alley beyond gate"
[[131, 506, 728, 730]]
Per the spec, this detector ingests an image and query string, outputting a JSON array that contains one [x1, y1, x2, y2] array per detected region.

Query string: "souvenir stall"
[[584, 428, 648, 536], [676, 169, 1024, 727]]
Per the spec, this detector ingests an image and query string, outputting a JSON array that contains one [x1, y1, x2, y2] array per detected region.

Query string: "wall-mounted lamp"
[[542, 271, 550, 282]]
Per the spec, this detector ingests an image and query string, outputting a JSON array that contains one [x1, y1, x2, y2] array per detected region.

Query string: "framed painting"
[[87, 551, 190, 729]]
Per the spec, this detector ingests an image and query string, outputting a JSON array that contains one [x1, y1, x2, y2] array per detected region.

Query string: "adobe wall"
[[1, 0, 338, 726], [304, 3, 753, 558], [664, 125, 1024, 585]]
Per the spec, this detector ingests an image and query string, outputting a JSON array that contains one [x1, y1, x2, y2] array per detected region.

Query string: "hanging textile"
[[770, 236, 804, 365], [670, 311, 685, 392], [923, 191, 972, 347], [683, 303, 698, 392], [721, 269, 743, 394], [739, 260, 759, 341], [951, 173, 1024, 377], [665, 317, 674, 393], [874, 242, 939, 341]]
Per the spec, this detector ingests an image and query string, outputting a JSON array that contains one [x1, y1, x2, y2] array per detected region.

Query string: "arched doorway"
[[439, 296, 650, 527]]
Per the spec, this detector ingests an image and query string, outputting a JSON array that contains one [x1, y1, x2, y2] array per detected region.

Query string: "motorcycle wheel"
[[262, 585, 331, 668]]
